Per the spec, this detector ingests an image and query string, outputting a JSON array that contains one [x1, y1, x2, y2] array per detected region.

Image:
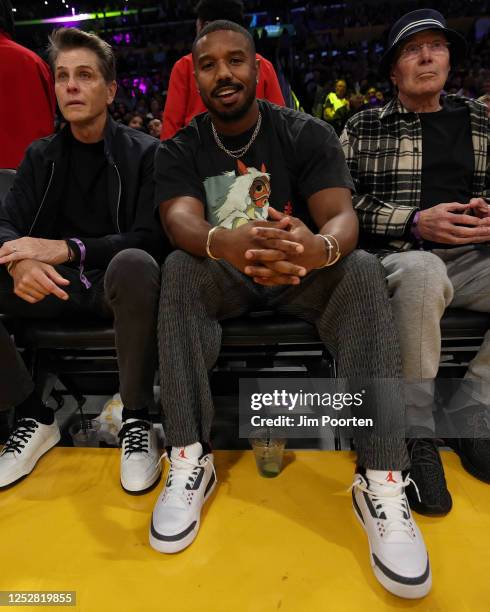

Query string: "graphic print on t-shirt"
[[203, 159, 271, 229]]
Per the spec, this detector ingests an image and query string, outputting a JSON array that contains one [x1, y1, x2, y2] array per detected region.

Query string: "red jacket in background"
[[0, 32, 55, 169], [162, 52, 285, 140]]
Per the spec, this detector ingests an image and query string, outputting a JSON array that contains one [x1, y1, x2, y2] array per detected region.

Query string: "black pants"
[[0, 248, 160, 413]]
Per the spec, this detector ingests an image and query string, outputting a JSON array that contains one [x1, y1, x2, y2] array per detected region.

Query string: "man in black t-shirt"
[[152, 20, 431, 600], [0, 29, 167, 495], [341, 9, 490, 517]]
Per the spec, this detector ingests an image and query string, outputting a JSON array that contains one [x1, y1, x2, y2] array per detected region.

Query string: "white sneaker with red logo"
[[351, 469, 432, 599], [149, 442, 216, 553]]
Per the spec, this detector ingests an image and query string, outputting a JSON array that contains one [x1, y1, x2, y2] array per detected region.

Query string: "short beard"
[[209, 89, 256, 123]]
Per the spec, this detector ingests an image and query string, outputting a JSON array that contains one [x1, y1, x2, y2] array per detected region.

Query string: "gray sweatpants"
[[382, 246, 490, 422], [0, 248, 160, 413], [158, 249, 410, 470]]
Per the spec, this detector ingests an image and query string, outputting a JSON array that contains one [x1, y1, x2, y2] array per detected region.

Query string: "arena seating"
[[1, 168, 489, 416]]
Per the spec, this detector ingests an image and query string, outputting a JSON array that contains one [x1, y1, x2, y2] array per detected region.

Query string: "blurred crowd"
[[101, 27, 490, 139], [14, 0, 490, 138]]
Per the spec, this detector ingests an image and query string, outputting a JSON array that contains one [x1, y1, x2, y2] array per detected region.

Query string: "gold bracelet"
[[324, 233, 340, 256], [326, 249, 341, 266], [324, 233, 341, 266], [317, 234, 341, 267], [206, 226, 224, 260], [317, 234, 333, 268]]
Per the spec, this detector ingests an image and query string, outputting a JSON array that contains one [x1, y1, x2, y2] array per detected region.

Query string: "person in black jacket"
[[0, 28, 167, 493]]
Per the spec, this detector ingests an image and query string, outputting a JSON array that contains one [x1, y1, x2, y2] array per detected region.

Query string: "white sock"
[[171, 441, 202, 460], [366, 469, 403, 487]]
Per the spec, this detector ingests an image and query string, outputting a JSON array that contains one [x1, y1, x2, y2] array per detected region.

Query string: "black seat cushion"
[[440, 308, 490, 336], [13, 313, 319, 349], [13, 317, 115, 349], [221, 313, 319, 345], [5, 307, 489, 351]]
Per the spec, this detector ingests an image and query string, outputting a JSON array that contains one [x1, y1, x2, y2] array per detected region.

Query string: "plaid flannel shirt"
[[340, 94, 490, 251]]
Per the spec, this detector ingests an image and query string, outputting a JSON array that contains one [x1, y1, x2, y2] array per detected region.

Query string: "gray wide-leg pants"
[[158, 249, 410, 470]]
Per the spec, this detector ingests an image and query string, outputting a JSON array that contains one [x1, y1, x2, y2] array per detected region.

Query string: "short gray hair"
[[47, 27, 116, 83]]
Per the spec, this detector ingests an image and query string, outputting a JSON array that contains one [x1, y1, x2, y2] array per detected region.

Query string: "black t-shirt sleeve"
[[153, 134, 206, 214], [294, 118, 355, 200]]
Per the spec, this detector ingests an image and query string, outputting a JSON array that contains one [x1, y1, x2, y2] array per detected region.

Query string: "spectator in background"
[[322, 79, 350, 135], [346, 91, 364, 121], [310, 68, 330, 118], [364, 86, 385, 108], [161, 0, 285, 140], [116, 102, 128, 117], [148, 117, 162, 138], [0, 0, 55, 168], [147, 98, 162, 121], [134, 97, 149, 117], [128, 113, 145, 131]]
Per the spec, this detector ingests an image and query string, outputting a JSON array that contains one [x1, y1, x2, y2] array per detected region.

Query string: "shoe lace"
[[0, 418, 39, 456], [162, 452, 215, 509], [118, 420, 150, 456], [408, 438, 443, 466], [350, 474, 420, 539]]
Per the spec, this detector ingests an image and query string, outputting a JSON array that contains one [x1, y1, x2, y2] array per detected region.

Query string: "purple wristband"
[[411, 211, 422, 242], [70, 238, 91, 289]]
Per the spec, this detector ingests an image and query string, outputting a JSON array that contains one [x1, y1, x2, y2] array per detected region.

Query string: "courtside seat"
[[9, 307, 490, 403], [13, 308, 489, 358], [15, 317, 115, 350], [1, 167, 489, 395], [14, 314, 320, 350], [439, 308, 490, 338], [11, 315, 329, 404]]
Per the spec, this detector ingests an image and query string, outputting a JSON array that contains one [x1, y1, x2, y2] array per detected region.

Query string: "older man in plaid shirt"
[[341, 9, 490, 517]]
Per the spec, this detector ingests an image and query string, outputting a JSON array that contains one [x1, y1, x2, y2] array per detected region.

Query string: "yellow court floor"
[[0, 448, 489, 612]]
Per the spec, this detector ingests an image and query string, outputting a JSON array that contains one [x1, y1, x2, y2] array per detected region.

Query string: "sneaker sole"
[[121, 464, 162, 495], [0, 428, 61, 489], [407, 497, 453, 517], [352, 496, 432, 599], [149, 470, 217, 554]]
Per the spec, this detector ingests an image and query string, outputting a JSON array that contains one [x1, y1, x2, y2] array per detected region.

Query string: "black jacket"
[[0, 116, 168, 269]]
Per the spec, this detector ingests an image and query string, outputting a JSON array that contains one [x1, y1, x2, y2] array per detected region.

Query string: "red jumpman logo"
[[179, 448, 187, 459], [386, 471, 397, 484]]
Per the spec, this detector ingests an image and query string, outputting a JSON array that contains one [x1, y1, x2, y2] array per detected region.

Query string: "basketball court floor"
[[1, 449, 489, 611]]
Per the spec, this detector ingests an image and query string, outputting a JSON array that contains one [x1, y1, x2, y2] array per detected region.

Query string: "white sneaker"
[[351, 471, 432, 599], [119, 418, 161, 493], [149, 442, 217, 554], [0, 418, 60, 488]]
